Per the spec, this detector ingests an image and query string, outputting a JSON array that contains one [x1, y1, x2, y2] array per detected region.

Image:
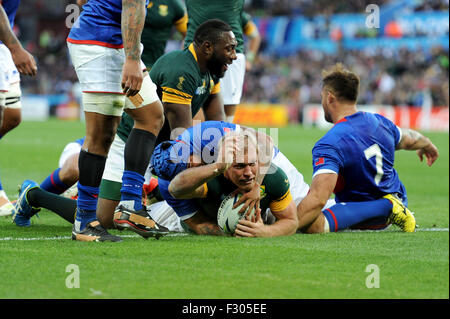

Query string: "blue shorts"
[[158, 178, 199, 221]]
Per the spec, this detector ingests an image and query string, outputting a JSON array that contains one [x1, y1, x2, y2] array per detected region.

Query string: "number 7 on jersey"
[[364, 144, 384, 185]]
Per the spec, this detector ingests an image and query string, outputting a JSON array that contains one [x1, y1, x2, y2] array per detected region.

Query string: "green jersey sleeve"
[[261, 164, 293, 213]]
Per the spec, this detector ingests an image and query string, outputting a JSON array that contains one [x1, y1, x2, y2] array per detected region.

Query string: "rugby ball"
[[217, 193, 255, 234]]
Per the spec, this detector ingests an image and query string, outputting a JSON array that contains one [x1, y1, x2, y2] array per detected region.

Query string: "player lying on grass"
[[116, 118, 333, 237], [296, 63, 439, 234], [161, 131, 299, 237], [10, 121, 312, 238]]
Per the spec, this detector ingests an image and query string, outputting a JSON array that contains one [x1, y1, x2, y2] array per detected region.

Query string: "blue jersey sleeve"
[[375, 114, 402, 146], [312, 142, 343, 177]]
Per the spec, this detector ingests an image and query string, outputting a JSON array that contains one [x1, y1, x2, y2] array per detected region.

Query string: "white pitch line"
[[0, 228, 447, 241], [0, 233, 188, 241]]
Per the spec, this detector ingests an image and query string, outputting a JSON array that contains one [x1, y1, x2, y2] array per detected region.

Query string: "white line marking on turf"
[[0, 233, 189, 241], [0, 228, 447, 241]]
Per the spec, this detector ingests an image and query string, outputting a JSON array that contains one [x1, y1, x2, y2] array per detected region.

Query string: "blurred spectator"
[[243, 46, 449, 107], [9, 0, 450, 111]]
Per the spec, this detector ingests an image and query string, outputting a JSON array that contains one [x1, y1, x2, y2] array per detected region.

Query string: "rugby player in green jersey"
[[97, 19, 237, 233], [184, 0, 246, 123], [167, 132, 299, 237], [141, 0, 187, 70]]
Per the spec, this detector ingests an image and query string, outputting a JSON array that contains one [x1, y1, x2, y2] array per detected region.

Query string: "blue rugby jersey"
[[312, 111, 407, 204], [67, 0, 149, 48], [1, 0, 19, 29]]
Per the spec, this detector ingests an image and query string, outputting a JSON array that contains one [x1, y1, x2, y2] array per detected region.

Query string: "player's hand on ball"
[[232, 184, 260, 216], [235, 208, 267, 237], [121, 58, 143, 97]]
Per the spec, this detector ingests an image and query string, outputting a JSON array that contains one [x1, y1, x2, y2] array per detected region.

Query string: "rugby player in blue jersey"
[[297, 63, 439, 234], [67, 0, 165, 241]]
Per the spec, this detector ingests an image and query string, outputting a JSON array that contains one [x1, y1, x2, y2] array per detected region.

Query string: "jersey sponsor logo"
[[195, 79, 208, 95], [315, 157, 325, 166], [159, 4, 168, 16]]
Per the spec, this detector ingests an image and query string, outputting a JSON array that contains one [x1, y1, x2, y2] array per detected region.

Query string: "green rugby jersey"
[[116, 44, 220, 143], [195, 163, 293, 221], [141, 0, 187, 69], [184, 0, 245, 53]]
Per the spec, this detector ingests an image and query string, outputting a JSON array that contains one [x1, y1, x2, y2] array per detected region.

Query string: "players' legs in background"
[[74, 109, 120, 232], [0, 82, 22, 215], [224, 104, 237, 123], [220, 53, 246, 123], [117, 74, 164, 214], [302, 198, 393, 233], [12, 180, 77, 225], [40, 148, 80, 195]]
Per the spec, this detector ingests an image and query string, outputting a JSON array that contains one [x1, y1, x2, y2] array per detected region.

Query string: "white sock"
[[323, 217, 330, 233]]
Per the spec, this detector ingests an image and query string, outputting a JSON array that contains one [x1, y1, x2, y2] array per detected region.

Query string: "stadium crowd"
[[11, 0, 450, 109], [243, 46, 449, 108]]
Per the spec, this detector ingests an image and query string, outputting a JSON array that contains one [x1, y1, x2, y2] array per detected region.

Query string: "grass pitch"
[[0, 119, 448, 299]]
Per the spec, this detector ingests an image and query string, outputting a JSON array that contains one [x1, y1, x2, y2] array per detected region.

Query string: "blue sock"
[[323, 199, 392, 232], [74, 182, 98, 231], [120, 170, 145, 211], [40, 168, 69, 194]]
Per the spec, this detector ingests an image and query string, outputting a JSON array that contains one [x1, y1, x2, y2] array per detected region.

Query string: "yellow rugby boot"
[[383, 194, 416, 232]]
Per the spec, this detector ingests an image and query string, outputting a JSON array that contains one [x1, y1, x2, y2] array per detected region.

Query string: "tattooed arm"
[[397, 128, 439, 166], [0, 6, 36, 76], [184, 211, 226, 236], [121, 0, 146, 96]]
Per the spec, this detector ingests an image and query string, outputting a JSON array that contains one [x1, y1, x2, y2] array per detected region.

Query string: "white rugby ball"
[[217, 193, 255, 234]]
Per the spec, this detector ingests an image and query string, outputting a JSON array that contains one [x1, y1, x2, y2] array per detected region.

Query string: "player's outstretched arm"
[[397, 128, 439, 166], [0, 6, 37, 76], [184, 211, 226, 236], [121, 0, 146, 96], [297, 173, 337, 231], [168, 162, 228, 199]]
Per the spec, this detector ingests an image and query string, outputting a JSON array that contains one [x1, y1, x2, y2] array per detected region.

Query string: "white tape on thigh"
[[4, 81, 21, 109], [124, 75, 159, 109], [82, 92, 125, 116]]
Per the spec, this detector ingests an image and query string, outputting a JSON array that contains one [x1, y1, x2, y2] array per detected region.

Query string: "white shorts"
[[102, 134, 153, 183], [0, 44, 20, 93], [146, 201, 184, 232], [220, 53, 245, 106], [58, 142, 82, 168], [0, 44, 21, 108], [67, 43, 159, 116]]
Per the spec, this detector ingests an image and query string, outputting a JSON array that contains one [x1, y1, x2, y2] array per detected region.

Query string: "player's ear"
[[202, 41, 214, 57], [327, 90, 336, 104]]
